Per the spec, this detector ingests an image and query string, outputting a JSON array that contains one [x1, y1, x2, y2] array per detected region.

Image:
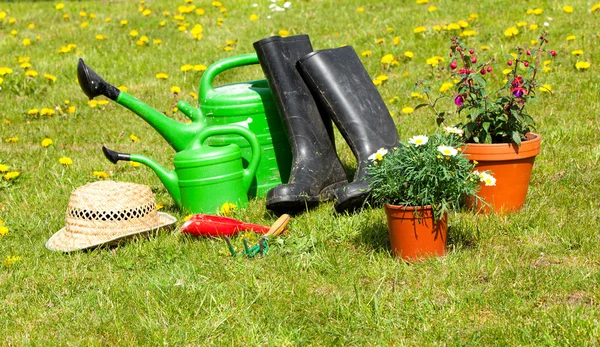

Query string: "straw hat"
[[46, 180, 176, 252]]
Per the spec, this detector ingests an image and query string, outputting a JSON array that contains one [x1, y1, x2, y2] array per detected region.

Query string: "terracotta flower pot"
[[463, 132, 541, 214], [384, 204, 447, 261]]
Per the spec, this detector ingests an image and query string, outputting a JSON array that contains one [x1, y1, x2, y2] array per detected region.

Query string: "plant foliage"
[[366, 130, 490, 220]]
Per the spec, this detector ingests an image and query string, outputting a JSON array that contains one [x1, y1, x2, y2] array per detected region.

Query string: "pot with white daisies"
[[367, 129, 494, 261], [416, 34, 552, 213]]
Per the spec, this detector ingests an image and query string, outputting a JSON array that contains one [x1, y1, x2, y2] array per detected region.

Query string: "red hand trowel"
[[180, 214, 290, 237]]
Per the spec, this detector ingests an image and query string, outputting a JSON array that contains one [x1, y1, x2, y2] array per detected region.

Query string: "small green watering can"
[[102, 125, 261, 214], [78, 54, 290, 198]]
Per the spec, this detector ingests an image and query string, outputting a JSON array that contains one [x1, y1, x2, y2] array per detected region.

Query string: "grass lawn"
[[1, 0, 600, 344]]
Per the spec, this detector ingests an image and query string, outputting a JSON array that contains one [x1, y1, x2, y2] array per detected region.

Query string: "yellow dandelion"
[[41, 138, 53, 147], [117, 86, 128, 92], [56, 3, 65, 10], [361, 50, 372, 57], [250, 14, 258, 21], [427, 5, 436, 12], [196, 8, 205, 15], [4, 171, 20, 180], [142, 9, 151, 16], [220, 202, 236, 216], [93, 171, 110, 179], [0, 226, 7, 236], [539, 84, 552, 92], [357, 7, 364, 13], [22, 38, 32, 46], [439, 81, 453, 93], [79, 11, 87, 17], [562, 5, 574, 13], [529, 24, 538, 31], [193, 64, 207, 72], [153, 39, 162, 45], [376, 74, 388, 82], [59, 157, 73, 166], [517, 21, 527, 27], [80, 21, 89, 28], [279, 29, 290, 37], [460, 30, 477, 37], [180, 64, 194, 72], [67, 106, 76, 113], [25, 70, 39, 77], [566, 35, 576, 41], [592, 3, 600, 12], [404, 51, 414, 58], [375, 38, 384, 44], [121, 19, 128, 25], [3, 256, 22, 266], [155, 72, 168, 79], [571, 49, 583, 55], [130, 161, 141, 167], [416, 0, 429, 3], [0, 164, 8, 172], [380, 54, 394, 64], [129, 30, 139, 37], [575, 61, 591, 70], [129, 134, 139, 142], [105, 18, 111, 22], [190, 92, 198, 99], [393, 36, 401, 45], [95, 34, 106, 40], [0, 67, 13, 76], [504, 27, 519, 37], [413, 26, 426, 33], [4, 137, 19, 143], [43, 73, 57, 82], [170, 86, 181, 94], [28, 108, 39, 115], [401, 107, 414, 114]]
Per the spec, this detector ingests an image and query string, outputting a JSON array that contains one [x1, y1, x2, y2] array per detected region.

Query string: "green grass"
[[1, 0, 600, 344]]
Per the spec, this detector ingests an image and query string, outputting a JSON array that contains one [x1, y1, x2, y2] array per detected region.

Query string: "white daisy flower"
[[408, 135, 429, 146], [437, 145, 458, 156]]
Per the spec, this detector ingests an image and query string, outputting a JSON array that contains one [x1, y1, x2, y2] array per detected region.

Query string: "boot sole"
[[266, 181, 347, 214]]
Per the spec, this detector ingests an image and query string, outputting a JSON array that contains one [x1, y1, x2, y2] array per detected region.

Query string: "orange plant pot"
[[384, 204, 447, 261], [463, 133, 541, 214]]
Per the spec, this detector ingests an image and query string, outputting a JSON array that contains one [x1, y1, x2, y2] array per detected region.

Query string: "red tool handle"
[[180, 214, 270, 237]]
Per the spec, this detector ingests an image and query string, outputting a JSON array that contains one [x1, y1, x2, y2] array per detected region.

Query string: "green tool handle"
[[198, 53, 260, 100]]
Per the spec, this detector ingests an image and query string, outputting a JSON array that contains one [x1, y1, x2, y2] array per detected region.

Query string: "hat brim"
[[46, 212, 177, 252]]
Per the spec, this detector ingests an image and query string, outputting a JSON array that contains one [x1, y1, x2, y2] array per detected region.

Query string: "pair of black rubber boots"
[[254, 35, 399, 214]]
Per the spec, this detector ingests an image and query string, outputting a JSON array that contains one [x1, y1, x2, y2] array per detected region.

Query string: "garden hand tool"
[[180, 213, 290, 237], [297, 46, 400, 213], [253, 34, 348, 213], [102, 125, 261, 214], [223, 214, 290, 257], [77, 55, 291, 198]]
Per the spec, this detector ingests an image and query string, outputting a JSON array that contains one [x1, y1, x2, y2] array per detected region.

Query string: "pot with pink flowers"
[[416, 33, 553, 214]]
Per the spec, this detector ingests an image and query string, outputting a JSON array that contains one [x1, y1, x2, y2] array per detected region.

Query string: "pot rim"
[[384, 204, 434, 211], [462, 132, 541, 161]]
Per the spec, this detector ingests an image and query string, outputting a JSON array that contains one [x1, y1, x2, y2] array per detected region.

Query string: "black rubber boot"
[[297, 46, 400, 213], [254, 35, 348, 213], [77, 58, 120, 101]]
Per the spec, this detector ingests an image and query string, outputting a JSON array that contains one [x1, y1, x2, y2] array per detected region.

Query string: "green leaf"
[[511, 131, 522, 145], [482, 121, 490, 131], [471, 73, 487, 87], [414, 103, 429, 111]]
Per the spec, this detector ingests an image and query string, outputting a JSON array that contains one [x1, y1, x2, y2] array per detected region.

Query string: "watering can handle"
[[196, 125, 261, 193], [199, 53, 260, 101]]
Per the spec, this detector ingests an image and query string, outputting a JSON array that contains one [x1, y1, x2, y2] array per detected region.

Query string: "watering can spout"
[[78, 60, 205, 152], [102, 146, 182, 207], [78, 59, 121, 101]]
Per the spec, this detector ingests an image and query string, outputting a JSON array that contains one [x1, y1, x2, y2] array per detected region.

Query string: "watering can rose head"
[[414, 32, 554, 145], [366, 130, 494, 220]]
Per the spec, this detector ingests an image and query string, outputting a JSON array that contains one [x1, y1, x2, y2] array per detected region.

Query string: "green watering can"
[[102, 125, 261, 214], [77, 54, 290, 198]]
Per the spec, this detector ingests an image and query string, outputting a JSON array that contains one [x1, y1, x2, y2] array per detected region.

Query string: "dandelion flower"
[[575, 61, 591, 70], [40, 108, 55, 116], [404, 51, 414, 58], [0, 164, 8, 172], [504, 27, 519, 37], [93, 171, 110, 179], [408, 135, 428, 146], [393, 36, 401, 45], [380, 54, 394, 64], [428, 5, 436, 12], [278, 30, 290, 37], [220, 202, 236, 216], [566, 35, 576, 41], [193, 64, 207, 72], [437, 145, 458, 156], [59, 157, 73, 166], [562, 5, 574, 13], [155, 72, 168, 79], [361, 50, 372, 57], [129, 134, 139, 142], [22, 38, 32, 46], [4, 171, 20, 180], [249, 14, 258, 21], [170, 86, 181, 94], [130, 30, 139, 37], [592, 3, 600, 12], [539, 84, 552, 92], [41, 138, 53, 147], [28, 109, 39, 115], [413, 26, 427, 33], [56, 3, 65, 10], [3, 256, 22, 266], [356, 7, 364, 13], [439, 81, 453, 93], [571, 49, 583, 56], [0, 226, 7, 236], [401, 107, 414, 114], [368, 148, 388, 162], [43, 73, 57, 82], [181, 64, 193, 72]]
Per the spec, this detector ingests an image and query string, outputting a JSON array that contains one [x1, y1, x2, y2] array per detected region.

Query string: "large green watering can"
[[77, 54, 290, 198], [102, 125, 261, 214]]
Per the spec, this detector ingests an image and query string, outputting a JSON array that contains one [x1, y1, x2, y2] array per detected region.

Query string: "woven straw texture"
[[46, 181, 176, 252]]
